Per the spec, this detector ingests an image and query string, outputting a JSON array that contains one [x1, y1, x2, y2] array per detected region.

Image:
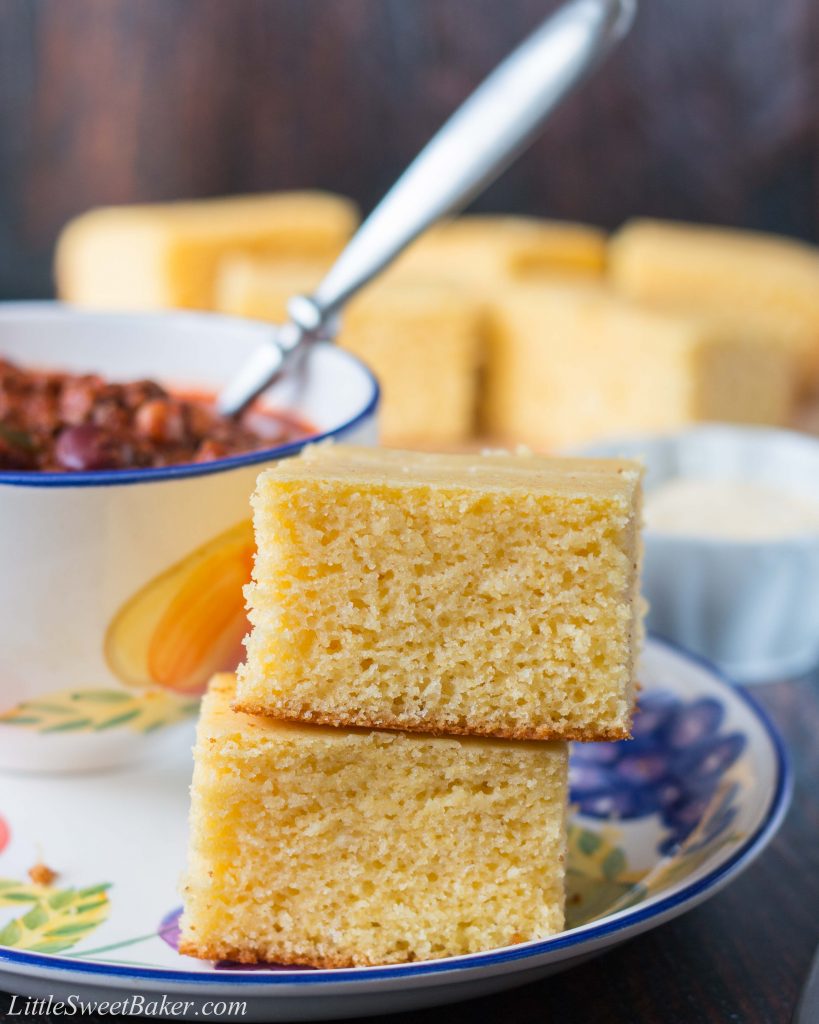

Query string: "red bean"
[[54, 425, 125, 471], [59, 376, 101, 425], [134, 398, 187, 444]]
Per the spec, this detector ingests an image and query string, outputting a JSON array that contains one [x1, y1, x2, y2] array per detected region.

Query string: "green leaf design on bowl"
[[0, 688, 198, 734]]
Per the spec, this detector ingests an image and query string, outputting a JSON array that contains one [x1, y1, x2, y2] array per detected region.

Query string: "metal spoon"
[[217, 0, 636, 417]]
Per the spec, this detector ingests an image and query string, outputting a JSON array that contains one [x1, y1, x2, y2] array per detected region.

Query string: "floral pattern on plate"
[[0, 876, 110, 955], [570, 693, 745, 854], [136, 686, 750, 969], [0, 687, 753, 960], [0, 637, 789, 1021]]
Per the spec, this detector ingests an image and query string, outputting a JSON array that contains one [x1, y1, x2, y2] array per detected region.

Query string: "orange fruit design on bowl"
[[104, 521, 255, 696]]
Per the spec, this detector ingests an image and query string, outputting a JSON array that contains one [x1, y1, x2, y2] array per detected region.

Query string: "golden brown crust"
[[178, 929, 554, 968], [178, 938, 421, 969], [231, 700, 631, 742]]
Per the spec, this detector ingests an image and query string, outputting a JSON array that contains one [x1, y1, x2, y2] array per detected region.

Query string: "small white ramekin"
[[581, 424, 819, 684]]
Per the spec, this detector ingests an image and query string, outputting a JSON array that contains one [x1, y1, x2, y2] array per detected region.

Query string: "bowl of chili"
[[0, 302, 379, 772]]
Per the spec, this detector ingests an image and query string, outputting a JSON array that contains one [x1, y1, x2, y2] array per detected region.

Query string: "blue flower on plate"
[[570, 692, 745, 855]]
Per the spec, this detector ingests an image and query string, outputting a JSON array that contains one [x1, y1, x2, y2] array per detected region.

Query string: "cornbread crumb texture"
[[216, 260, 485, 445], [238, 445, 642, 740], [180, 674, 568, 967], [482, 280, 795, 448], [55, 192, 358, 311], [609, 219, 819, 387]]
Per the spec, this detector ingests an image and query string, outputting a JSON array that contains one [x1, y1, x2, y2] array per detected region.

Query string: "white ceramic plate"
[[0, 639, 791, 1022]]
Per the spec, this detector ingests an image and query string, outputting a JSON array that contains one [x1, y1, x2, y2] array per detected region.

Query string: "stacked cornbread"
[[55, 195, 819, 448], [388, 214, 607, 282], [55, 199, 606, 447], [238, 445, 642, 739], [214, 214, 607, 446], [55, 192, 358, 311], [183, 675, 569, 967], [608, 219, 819, 392], [180, 444, 643, 967], [478, 221, 819, 446], [483, 280, 796, 449], [217, 259, 483, 446]]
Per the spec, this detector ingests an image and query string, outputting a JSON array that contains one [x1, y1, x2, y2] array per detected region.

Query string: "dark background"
[[1, 0, 818, 300]]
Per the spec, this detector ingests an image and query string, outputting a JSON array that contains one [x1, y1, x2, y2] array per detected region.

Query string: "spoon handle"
[[217, 0, 635, 416], [299, 0, 635, 326]]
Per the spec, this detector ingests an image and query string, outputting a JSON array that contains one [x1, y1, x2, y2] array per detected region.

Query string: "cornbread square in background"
[[389, 215, 606, 285], [217, 257, 484, 446], [609, 219, 819, 390], [180, 674, 569, 967], [483, 282, 796, 449], [237, 445, 643, 740], [215, 257, 326, 322], [54, 192, 358, 311]]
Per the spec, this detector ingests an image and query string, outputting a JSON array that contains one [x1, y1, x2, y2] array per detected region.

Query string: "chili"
[[0, 358, 312, 472]]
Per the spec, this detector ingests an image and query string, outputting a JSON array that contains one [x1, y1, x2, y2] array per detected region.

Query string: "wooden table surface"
[[4, 0, 819, 301], [0, 675, 816, 1024]]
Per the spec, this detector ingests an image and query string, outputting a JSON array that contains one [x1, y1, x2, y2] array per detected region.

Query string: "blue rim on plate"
[[0, 637, 792, 986]]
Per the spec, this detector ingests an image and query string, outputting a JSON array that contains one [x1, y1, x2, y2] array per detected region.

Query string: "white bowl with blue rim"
[[0, 639, 790, 1020], [581, 425, 819, 684], [0, 302, 379, 773]]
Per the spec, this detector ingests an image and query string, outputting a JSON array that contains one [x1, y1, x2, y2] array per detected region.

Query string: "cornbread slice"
[[483, 281, 795, 448], [55, 192, 357, 310], [340, 283, 484, 447], [237, 444, 643, 740], [180, 674, 569, 967], [609, 219, 819, 389], [216, 257, 484, 445], [390, 215, 606, 285]]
